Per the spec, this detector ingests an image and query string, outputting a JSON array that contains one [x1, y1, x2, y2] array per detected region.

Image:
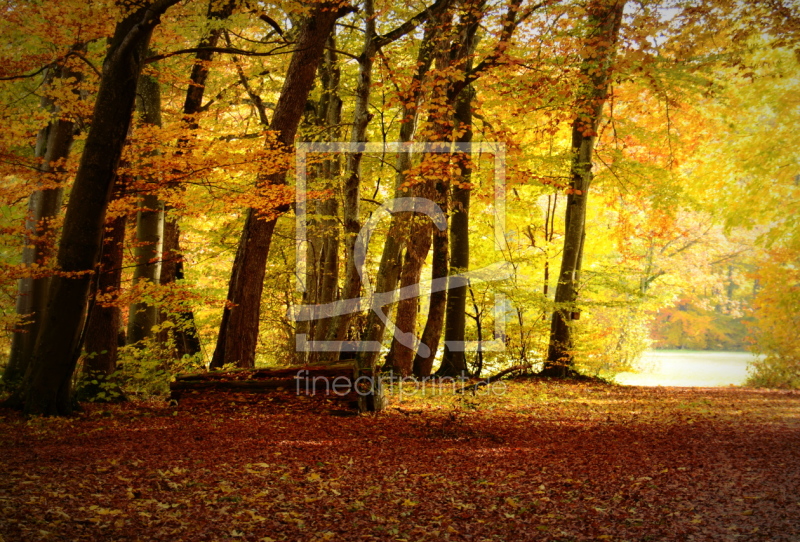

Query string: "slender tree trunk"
[[127, 70, 164, 346], [542, 0, 626, 377], [4, 57, 82, 389], [386, 221, 433, 376], [19, 0, 180, 416], [321, 0, 375, 354], [353, 21, 444, 381], [468, 285, 484, 376], [322, 0, 450, 356], [304, 35, 342, 364], [436, 85, 473, 377], [211, 3, 348, 369], [416, 3, 482, 378], [159, 0, 236, 359], [413, 191, 449, 376]]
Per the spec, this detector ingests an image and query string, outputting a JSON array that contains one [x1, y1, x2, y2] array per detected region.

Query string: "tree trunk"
[[19, 0, 180, 416], [321, 0, 375, 354], [353, 21, 444, 382], [386, 221, 433, 376], [211, 3, 348, 369], [437, 85, 474, 378], [78, 176, 129, 402], [127, 70, 164, 346], [542, 0, 626, 377], [4, 57, 82, 390], [158, 0, 236, 359], [416, 3, 482, 378], [301, 35, 342, 365], [322, 0, 451, 355], [414, 193, 449, 377]]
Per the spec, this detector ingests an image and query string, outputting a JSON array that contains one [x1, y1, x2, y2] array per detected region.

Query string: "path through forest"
[[1, 381, 799, 541]]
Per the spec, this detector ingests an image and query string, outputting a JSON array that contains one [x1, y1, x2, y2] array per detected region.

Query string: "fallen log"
[[456, 364, 530, 394], [174, 363, 356, 382], [169, 363, 374, 407]]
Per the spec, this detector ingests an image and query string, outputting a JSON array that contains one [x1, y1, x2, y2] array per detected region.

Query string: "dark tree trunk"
[[78, 176, 129, 402], [158, 220, 203, 358], [542, 0, 626, 377], [416, 2, 482, 378], [413, 192, 449, 377], [19, 0, 180, 416], [300, 34, 342, 365], [386, 221, 433, 376], [4, 56, 82, 390], [353, 21, 444, 380], [437, 85, 474, 378], [127, 70, 164, 346], [211, 3, 349, 369]]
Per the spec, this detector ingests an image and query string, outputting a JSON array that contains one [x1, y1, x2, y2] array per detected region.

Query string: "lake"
[[614, 350, 756, 387]]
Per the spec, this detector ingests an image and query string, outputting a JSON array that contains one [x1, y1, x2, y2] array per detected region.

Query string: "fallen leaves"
[[1, 382, 799, 541]]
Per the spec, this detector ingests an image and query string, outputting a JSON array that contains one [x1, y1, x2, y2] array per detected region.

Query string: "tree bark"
[[353, 22, 445, 383], [127, 70, 164, 346], [542, 0, 626, 377], [78, 176, 129, 402], [19, 0, 180, 416], [300, 34, 342, 365], [211, 3, 349, 369], [4, 56, 82, 390], [416, 1, 482, 378], [436, 85, 474, 377], [386, 221, 433, 376], [414, 192, 449, 376]]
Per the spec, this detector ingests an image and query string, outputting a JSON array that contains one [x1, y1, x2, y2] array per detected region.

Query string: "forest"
[[1, 0, 798, 413], [0, 0, 799, 539]]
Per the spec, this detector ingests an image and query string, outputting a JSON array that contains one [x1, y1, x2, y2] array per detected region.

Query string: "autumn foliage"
[[2, 381, 800, 541]]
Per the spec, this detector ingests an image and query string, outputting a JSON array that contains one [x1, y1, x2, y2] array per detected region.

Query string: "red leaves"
[[1, 383, 799, 541]]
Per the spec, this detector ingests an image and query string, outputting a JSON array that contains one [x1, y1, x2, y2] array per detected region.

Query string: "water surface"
[[614, 350, 754, 387]]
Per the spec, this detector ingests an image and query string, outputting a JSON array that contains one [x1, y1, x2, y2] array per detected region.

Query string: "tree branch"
[[145, 44, 293, 64], [453, 0, 553, 96], [224, 30, 270, 126], [374, 0, 452, 50], [109, 0, 183, 70]]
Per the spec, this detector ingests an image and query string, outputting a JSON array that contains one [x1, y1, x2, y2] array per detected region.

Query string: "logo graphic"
[[292, 142, 510, 354]]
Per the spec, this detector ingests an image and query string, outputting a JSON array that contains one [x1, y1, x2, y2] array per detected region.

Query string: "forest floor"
[[1, 379, 799, 542]]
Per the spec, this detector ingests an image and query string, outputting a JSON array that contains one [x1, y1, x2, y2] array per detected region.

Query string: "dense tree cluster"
[[0, 0, 798, 414]]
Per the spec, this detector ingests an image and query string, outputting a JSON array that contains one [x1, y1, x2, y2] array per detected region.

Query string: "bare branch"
[[454, 0, 553, 95], [145, 44, 293, 64], [66, 51, 102, 78], [374, 0, 452, 50], [223, 30, 270, 126], [0, 63, 51, 82]]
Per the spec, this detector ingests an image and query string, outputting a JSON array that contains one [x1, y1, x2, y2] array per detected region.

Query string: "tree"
[[3, 51, 84, 389], [321, 0, 451, 359], [127, 68, 165, 346], [211, 1, 352, 369], [157, 0, 237, 360], [542, 0, 625, 377], [78, 176, 129, 401], [18, 0, 181, 416]]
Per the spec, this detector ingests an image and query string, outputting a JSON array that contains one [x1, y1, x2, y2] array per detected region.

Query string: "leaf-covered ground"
[[1, 380, 799, 541]]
